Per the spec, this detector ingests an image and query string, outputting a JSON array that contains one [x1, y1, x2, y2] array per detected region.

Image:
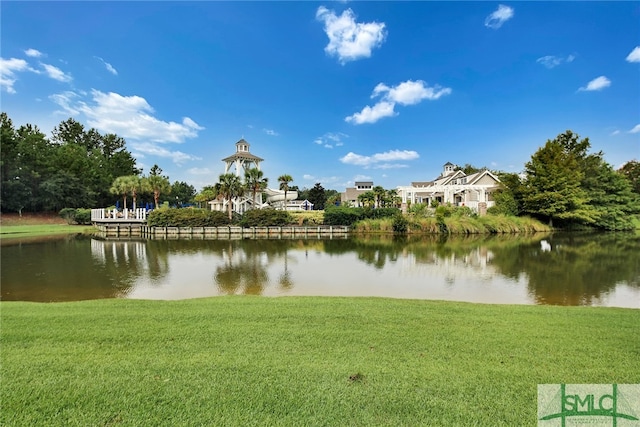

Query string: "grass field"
[[0, 213, 95, 239], [2, 297, 638, 426]]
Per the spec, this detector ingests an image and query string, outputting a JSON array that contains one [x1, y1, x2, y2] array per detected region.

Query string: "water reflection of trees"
[[5, 233, 637, 304], [214, 240, 306, 295], [489, 232, 640, 305], [324, 233, 639, 306]]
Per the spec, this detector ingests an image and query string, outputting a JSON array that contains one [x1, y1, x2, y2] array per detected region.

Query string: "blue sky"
[[2, 2, 639, 192]]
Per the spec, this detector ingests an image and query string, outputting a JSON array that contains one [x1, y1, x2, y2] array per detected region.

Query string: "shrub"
[[74, 209, 92, 225], [289, 211, 324, 225], [147, 208, 230, 227], [59, 208, 92, 225], [239, 209, 292, 227], [59, 208, 77, 224], [392, 215, 409, 234], [324, 206, 366, 226]]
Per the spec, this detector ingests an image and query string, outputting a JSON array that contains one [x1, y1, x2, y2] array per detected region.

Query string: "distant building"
[[396, 163, 500, 214], [209, 139, 300, 214], [341, 181, 374, 207]]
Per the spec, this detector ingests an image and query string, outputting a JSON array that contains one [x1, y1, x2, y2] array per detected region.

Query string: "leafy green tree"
[[522, 131, 598, 227], [39, 171, 88, 211], [1, 113, 140, 213], [457, 164, 486, 175], [145, 165, 172, 209], [1, 180, 31, 216], [307, 183, 326, 210], [245, 168, 268, 210], [619, 160, 640, 196], [278, 174, 293, 209], [171, 181, 197, 207], [0, 113, 18, 184], [325, 190, 341, 208], [489, 172, 524, 216], [51, 118, 87, 147], [216, 173, 244, 220], [582, 157, 640, 230], [194, 185, 218, 208]]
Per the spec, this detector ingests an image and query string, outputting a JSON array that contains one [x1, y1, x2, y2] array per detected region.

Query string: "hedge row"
[[238, 209, 292, 227], [147, 208, 230, 227], [323, 206, 400, 226]]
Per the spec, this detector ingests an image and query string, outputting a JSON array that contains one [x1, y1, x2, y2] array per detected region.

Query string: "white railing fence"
[[91, 208, 147, 222]]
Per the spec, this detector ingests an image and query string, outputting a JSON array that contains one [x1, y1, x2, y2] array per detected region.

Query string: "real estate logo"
[[538, 384, 640, 426]]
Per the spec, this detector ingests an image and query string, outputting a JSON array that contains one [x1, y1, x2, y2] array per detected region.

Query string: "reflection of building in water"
[[91, 239, 147, 263], [90, 239, 169, 282], [400, 246, 498, 283]]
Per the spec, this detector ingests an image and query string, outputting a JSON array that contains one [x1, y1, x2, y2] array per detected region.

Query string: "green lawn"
[[1, 297, 638, 426], [0, 224, 95, 239]]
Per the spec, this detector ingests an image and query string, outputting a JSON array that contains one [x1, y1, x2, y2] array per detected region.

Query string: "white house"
[[396, 162, 501, 214]]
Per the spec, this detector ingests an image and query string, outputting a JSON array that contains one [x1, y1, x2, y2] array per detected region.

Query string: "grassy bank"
[[0, 224, 95, 239], [353, 214, 551, 234], [0, 213, 95, 239], [2, 297, 638, 426]]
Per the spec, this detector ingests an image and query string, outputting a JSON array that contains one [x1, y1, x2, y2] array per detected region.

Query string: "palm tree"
[[216, 173, 244, 220], [358, 190, 375, 208], [386, 189, 401, 208], [373, 185, 386, 208], [146, 164, 171, 209], [278, 174, 293, 210], [245, 168, 268, 210], [123, 175, 143, 209], [110, 176, 130, 210]]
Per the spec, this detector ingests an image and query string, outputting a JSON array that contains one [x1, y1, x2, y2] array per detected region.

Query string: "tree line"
[[0, 113, 196, 214], [2, 112, 638, 230], [491, 130, 640, 230]]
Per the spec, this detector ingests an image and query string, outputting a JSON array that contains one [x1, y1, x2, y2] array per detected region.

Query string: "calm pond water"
[[1, 232, 639, 307]]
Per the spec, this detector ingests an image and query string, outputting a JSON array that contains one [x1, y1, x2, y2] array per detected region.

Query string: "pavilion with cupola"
[[209, 139, 301, 214]]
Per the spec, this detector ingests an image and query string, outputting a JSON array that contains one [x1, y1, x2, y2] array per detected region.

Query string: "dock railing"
[[91, 208, 147, 222]]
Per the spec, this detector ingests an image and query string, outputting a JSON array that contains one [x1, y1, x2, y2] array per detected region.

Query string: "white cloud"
[[50, 89, 204, 148], [263, 128, 279, 136], [485, 5, 514, 29], [345, 101, 396, 124], [187, 167, 213, 175], [314, 132, 348, 148], [183, 117, 204, 130], [626, 46, 640, 63], [611, 130, 620, 136], [373, 80, 451, 105], [24, 48, 43, 58], [95, 56, 118, 75], [129, 142, 201, 165], [340, 149, 419, 168], [629, 124, 640, 134], [536, 54, 575, 69], [578, 76, 611, 92], [50, 91, 82, 115], [0, 57, 38, 93], [41, 63, 72, 82], [316, 6, 387, 64], [346, 80, 451, 125]]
